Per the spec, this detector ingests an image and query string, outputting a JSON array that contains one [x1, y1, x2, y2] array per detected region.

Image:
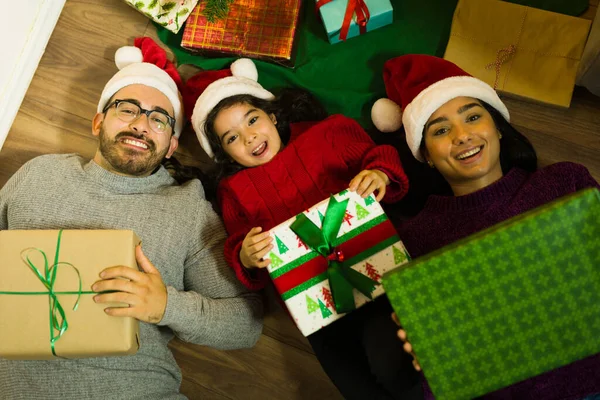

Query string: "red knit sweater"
[[217, 114, 409, 290]]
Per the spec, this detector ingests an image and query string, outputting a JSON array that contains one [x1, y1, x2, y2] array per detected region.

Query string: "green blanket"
[[157, 0, 588, 127]]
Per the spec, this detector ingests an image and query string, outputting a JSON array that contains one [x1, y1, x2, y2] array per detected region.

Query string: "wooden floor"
[[1, 1, 598, 399]]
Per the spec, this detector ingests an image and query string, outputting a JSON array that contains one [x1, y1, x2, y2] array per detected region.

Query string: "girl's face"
[[423, 96, 502, 195], [213, 102, 282, 168]]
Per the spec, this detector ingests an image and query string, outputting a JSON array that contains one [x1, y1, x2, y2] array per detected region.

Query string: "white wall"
[[0, 0, 66, 151]]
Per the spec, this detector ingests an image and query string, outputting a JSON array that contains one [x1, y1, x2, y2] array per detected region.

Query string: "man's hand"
[[392, 312, 421, 371], [93, 245, 167, 324], [349, 169, 390, 201], [240, 227, 273, 269]]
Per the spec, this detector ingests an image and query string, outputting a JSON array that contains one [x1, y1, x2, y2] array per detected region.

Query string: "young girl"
[[372, 54, 600, 399], [184, 59, 423, 400]]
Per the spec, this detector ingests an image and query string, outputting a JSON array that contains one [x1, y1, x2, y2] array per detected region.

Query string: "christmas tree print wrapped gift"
[[382, 188, 600, 400], [124, 0, 199, 33], [267, 190, 410, 336]]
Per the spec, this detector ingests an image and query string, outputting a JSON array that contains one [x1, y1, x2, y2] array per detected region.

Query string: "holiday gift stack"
[[181, 0, 303, 67], [266, 190, 410, 336], [443, 0, 591, 107], [123, 0, 199, 33], [383, 188, 600, 400], [316, 0, 393, 44], [0, 230, 141, 360]]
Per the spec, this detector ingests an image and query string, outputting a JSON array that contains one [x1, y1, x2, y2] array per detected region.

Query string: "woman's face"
[[423, 96, 503, 194], [213, 102, 282, 168]]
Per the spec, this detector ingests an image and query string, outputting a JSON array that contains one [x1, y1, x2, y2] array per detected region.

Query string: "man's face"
[[92, 84, 178, 177]]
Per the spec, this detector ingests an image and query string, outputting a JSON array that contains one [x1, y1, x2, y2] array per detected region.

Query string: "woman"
[[372, 54, 600, 399]]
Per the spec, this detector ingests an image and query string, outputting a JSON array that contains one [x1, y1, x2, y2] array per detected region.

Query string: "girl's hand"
[[349, 169, 390, 201], [392, 312, 421, 371], [240, 227, 273, 269]]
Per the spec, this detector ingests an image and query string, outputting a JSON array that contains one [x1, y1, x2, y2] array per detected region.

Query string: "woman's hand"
[[349, 169, 390, 201], [240, 227, 273, 269], [392, 312, 422, 371]]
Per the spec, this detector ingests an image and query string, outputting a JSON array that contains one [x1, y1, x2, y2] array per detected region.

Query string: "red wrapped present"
[[181, 0, 303, 67]]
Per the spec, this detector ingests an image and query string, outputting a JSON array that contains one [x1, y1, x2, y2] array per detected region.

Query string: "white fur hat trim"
[[403, 76, 509, 162]]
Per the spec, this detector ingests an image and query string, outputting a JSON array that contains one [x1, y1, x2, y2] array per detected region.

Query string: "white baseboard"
[[0, 0, 66, 151]]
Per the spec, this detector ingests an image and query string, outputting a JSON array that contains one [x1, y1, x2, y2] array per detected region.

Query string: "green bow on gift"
[[0, 230, 88, 357], [290, 195, 379, 314]]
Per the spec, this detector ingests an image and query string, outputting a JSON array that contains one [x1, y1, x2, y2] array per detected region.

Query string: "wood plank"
[[168, 333, 342, 400], [261, 286, 315, 354], [581, 4, 598, 19], [0, 95, 95, 186], [48, 0, 150, 63], [179, 378, 233, 400]]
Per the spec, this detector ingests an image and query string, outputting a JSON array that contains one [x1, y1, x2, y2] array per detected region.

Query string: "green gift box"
[[317, 0, 393, 44], [383, 188, 600, 400]]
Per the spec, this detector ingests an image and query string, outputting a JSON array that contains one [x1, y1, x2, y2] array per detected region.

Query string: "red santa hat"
[[185, 59, 274, 159], [98, 37, 184, 137], [371, 54, 510, 162]]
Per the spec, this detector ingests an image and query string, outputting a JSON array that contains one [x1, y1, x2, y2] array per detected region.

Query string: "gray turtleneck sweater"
[[0, 154, 264, 400]]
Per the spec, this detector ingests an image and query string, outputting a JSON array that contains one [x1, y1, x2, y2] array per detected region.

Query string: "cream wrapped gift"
[[444, 0, 591, 107], [124, 0, 199, 33]]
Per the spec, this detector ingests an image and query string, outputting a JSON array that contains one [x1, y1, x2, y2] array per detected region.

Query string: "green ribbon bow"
[[0, 230, 88, 357], [290, 195, 378, 314]]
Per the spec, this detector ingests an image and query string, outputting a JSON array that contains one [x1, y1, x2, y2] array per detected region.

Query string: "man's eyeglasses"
[[102, 99, 176, 134]]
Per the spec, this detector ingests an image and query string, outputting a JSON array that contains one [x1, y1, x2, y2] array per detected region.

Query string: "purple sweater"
[[396, 162, 600, 400]]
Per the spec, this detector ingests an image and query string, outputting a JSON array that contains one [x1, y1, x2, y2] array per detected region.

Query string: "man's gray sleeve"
[[0, 159, 35, 230], [158, 201, 264, 350]]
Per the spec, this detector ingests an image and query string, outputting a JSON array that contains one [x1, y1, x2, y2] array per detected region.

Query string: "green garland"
[[202, 0, 235, 22]]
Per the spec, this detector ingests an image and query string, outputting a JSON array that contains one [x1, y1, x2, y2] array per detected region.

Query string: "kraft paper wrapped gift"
[[443, 0, 592, 107], [316, 0, 393, 44], [267, 190, 410, 336], [383, 188, 600, 400], [0, 230, 141, 360]]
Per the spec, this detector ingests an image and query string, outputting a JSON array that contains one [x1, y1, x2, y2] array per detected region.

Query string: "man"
[[0, 38, 263, 399]]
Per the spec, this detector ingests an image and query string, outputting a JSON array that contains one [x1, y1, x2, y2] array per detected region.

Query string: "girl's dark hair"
[[203, 87, 328, 181], [162, 156, 217, 202]]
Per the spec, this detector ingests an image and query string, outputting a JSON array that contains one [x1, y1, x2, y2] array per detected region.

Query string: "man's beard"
[[98, 125, 169, 176]]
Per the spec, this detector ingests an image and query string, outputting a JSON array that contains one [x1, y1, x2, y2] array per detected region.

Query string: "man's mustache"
[[114, 131, 155, 151]]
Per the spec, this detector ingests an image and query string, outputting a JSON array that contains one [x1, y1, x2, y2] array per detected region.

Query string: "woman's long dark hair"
[[203, 87, 328, 181], [482, 101, 537, 173]]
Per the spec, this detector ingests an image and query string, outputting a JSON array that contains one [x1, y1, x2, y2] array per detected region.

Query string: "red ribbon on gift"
[[316, 0, 371, 41]]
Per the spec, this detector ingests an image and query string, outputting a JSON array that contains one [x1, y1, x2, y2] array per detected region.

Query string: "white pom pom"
[[230, 58, 258, 81], [371, 98, 403, 132], [115, 46, 143, 70]]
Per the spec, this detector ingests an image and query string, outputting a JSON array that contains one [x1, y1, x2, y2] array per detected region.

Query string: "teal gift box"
[[317, 0, 393, 44], [382, 188, 600, 399]]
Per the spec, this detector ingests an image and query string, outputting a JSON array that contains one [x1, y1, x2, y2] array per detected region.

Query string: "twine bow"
[[485, 44, 517, 90]]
